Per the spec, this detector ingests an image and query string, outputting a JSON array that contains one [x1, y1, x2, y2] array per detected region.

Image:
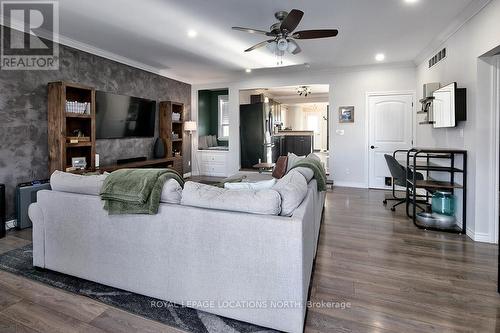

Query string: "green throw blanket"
[[100, 168, 184, 215], [290, 158, 327, 192]]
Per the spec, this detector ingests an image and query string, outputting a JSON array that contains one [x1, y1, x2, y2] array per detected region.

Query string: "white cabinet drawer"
[[197, 151, 227, 176], [199, 163, 225, 176], [201, 153, 226, 163]]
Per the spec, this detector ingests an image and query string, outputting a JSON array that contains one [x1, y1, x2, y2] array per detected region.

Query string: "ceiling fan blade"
[[232, 26, 272, 36], [280, 9, 304, 33], [293, 29, 339, 39], [288, 39, 302, 55], [244, 40, 274, 52]]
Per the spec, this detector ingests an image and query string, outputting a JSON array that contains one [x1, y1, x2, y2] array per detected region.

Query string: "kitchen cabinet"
[[273, 133, 313, 159], [285, 136, 312, 156], [272, 136, 284, 162]]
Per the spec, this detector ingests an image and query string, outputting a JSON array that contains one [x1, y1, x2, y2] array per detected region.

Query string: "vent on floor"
[[429, 48, 446, 68]]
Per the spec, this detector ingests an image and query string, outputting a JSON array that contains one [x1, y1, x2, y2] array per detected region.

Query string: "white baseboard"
[[333, 181, 368, 189], [183, 172, 192, 178], [466, 227, 495, 243]]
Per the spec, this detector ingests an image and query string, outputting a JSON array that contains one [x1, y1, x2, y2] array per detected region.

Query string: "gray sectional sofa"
[[28, 171, 325, 333]]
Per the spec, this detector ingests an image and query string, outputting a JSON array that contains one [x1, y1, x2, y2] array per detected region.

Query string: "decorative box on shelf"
[[66, 136, 90, 144]]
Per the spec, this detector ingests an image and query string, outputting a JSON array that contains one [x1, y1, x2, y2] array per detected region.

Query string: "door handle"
[[370, 145, 379, 150]]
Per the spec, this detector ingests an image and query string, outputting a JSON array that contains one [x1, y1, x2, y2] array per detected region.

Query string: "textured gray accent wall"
[[0, 27, 191, 219]]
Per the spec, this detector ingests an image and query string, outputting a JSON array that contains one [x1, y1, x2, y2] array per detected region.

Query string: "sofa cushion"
[[272, 170, 308, 217], [293, 167, 315, 183], [286, 153, 305, 172], [181, 181, 281, 215], [50, 170, 108, 196], [160, 178, 182, 204], [224, 179, 276, 190]]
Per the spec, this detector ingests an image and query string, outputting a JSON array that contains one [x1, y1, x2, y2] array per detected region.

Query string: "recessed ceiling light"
[[187, 29, 198, 38], [245, 68, 252, 73], [375, 53, 385, 62], [404, 0, 419, 3]]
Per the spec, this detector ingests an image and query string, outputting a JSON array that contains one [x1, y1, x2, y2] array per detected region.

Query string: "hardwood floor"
[[0, 187, 499, 333]]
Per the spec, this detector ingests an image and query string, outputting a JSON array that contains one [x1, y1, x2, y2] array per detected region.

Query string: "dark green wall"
[[198, 90, 211, 137], [198, 89, 229, 146]]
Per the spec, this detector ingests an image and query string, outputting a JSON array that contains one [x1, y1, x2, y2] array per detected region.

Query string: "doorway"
[[494, 54, 500, 292], [367, 91, 415, 189], [238, 85, 330, 171]]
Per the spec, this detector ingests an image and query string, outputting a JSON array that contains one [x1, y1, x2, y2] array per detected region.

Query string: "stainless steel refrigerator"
[[240, 102, 273, 169]]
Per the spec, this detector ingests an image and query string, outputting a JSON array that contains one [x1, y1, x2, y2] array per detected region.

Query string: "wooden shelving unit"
[[159, 101, 184, 175], [404, 148, 467, 234], [48, 84, 185, 176], [99, 157, 176, 173], [48, 82, 96, 174]]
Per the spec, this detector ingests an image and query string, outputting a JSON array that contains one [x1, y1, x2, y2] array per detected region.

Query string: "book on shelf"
[[65, 101, 91, 114]]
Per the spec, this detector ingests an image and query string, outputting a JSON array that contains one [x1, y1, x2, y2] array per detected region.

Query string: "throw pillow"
[[160, 178, 182, 204], [206, 135, 214, 148], [307, 153, 321, 161], [286, 153, 305, 173], [272, 156, 288, 179], [224, 178, 277, 190], [198, 136, 208, 149], [272, 170, 308, 217], [210, 135, 218, 147]]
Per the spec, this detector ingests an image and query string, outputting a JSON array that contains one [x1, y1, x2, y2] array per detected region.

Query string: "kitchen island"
[[273, 130, 314, 160]]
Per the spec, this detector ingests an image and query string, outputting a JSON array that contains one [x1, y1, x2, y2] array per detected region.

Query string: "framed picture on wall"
[[339, 106, 354, 123]]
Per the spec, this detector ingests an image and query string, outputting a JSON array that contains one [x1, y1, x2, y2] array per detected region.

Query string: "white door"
[[368, 93, 414, 189]]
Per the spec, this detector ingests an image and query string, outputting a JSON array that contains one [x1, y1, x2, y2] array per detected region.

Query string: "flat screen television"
[[96, 91, 156, 139]]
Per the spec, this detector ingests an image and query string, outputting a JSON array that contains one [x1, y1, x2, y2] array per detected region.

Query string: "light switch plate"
[[336, 129, 345, 136]]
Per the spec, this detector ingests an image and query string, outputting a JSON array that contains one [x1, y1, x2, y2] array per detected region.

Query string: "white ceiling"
[[265, 85, 330, 97], [40, 0, 486, 83], [241, 85, 330, 104]]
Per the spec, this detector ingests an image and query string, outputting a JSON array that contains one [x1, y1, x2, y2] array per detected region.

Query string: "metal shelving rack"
[[405, 148, 467, 234]]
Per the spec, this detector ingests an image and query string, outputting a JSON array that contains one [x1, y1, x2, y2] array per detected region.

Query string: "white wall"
[[330, 68, 416, 187], [192, 64, 416, 187], [284, 105, 305, 130], [415, 0, 500, 243], [190, 0, 500, 244]]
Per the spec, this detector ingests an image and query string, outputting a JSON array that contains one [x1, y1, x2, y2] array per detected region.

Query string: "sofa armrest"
[[28, 201, 45, 268]]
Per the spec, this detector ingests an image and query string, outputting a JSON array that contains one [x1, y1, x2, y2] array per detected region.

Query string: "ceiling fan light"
[[277, 38, 288, 51], [266, 42, 277, 52], [287, 41, 297, 54]]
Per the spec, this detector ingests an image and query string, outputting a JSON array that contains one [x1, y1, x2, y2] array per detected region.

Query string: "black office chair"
[[383, 154, 424, 212]]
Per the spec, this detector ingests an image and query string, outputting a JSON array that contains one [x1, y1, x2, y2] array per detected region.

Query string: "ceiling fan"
[[232, 9, 338, 60]]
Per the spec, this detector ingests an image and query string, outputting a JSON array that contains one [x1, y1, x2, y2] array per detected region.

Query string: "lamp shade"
[[184, 121, 197, 132]]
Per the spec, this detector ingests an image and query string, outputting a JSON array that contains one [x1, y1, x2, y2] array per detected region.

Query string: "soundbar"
[[1, 184, 5, 238], [117, 156, 147, 165]]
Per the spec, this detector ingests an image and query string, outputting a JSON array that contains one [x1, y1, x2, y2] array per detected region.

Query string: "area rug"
[[0, 245, 277, 333]]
